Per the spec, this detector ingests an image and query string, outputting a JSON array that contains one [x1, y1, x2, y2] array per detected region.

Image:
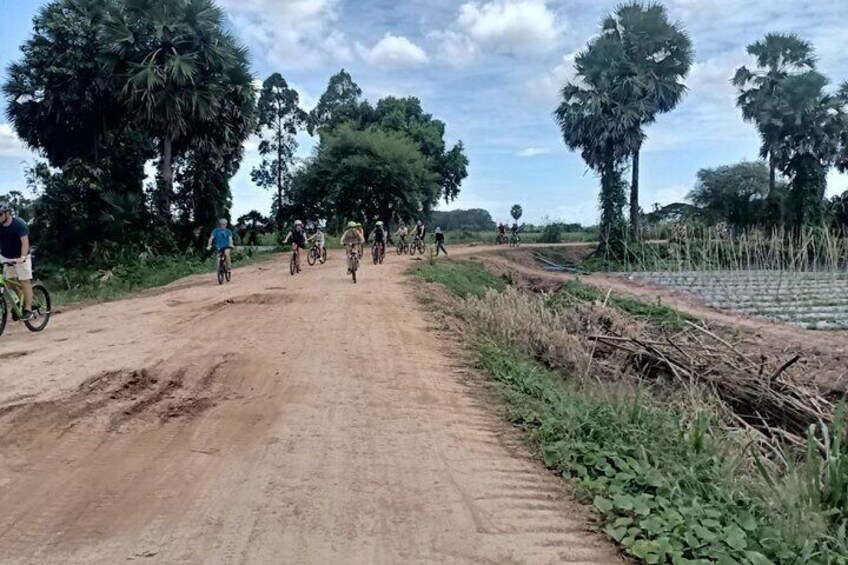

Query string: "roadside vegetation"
[[46, 248, 276, 307], [416, 259, 848, 564]]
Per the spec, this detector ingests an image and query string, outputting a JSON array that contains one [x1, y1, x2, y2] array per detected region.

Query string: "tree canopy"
[[3, 0, 255, 261], [288, 70, 468, 228]]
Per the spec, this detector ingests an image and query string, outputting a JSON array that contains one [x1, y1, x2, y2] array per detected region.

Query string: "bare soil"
[[0, 249, 620, 564]]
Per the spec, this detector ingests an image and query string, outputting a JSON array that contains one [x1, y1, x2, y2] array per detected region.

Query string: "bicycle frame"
[[0, 273, 25, 316]]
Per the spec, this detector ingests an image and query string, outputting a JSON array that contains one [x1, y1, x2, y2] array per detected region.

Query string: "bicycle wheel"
[[396, 244, 402, 255], [290, 253, 296, 276], [379, 248, 385, 264], [217, 262, 225, 285], [225, 267, 231, 282], [307, 248, 317, 266], [319, 248, 327, 264], [24, 284, 51, 332], [0, 295, 7, 337], [372, 246, 378, 265]]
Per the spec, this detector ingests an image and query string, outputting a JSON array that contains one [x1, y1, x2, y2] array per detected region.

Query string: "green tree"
[[287, 125, 438, 230], [733, 33, 816, 199], [308, 69, 366, 135], [428, 209, 496, 231], [236, 210, 269, 245], [599, 2, 693, 235], [510, 204, 523, 222], [103, 0, 249, 219], [555, 37, 636, 253], [770, 72, 846, 227], [687, 161, 774, 229], [0, 190, 35, 223], [369, 96, 468, 204], [251, 73, 307, 232]]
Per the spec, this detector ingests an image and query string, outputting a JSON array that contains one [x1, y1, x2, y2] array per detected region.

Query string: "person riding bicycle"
[[0, 203, 33, 321], [414, 220, 426, 242], [354, 222, 365, 257], [307, 224, 325, 255], [341, 221, 365, 273], [369, 221, 387, 257], [206, 219, 234, 273], [510, 222, 521, 242], [397, 223, 408, 244], [283, 220, 308, 272]]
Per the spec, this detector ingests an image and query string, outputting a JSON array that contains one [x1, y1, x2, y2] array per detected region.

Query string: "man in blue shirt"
[[0, 203, 33, 320], [206, 218, 234, 272]]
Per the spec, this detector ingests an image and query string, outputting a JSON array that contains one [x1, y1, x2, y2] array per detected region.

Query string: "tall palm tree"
[[599, 2, 693, 236], [733, 33, 816, 199], [555, 37, 641, 251], [770, 71, 846, 228], [103, 0, 236, 219]]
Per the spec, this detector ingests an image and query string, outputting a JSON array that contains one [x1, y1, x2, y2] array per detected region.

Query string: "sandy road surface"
[[0, 248, 619, 564]]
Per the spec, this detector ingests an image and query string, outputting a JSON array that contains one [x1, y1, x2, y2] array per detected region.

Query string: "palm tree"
[[599, 2, 693, 236], [510, 205, 523, 222], [732, 33, 816, 199], [769, 71, 846, 227], [556, 38, 640, 252], [103, 0, 237, 219]]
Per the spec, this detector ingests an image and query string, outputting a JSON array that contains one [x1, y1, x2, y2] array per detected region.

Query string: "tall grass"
[[616, 225, 848, 273]]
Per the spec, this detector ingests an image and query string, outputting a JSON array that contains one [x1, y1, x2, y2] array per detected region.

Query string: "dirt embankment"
[[466, 245, 848, 391]]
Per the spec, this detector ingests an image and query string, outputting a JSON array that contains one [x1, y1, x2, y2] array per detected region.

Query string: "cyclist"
[[206, 218, 234, 273], [511, 221, 521, 243], [307, 224, 325, 257], [497, 222, 507, 243], [0, 203, 33, 320], [434, 227, 448, 256], [354, 222, 365, 258], [341, 221, 365, 273], [369, 221, 387, 260], [397, 222, 408, 245], [415, 220, 426, 241], [283, 220, 308, 272]]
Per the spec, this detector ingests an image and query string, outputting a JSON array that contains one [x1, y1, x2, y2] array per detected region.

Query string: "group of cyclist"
[[208, 217, 436, 278], [497, 221, 521, 244]]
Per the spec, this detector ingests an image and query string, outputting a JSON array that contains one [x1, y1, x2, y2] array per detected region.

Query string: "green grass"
[[476, 342, 846, 564], [43, 249, 277, 306], [414, 259, 506, 298], [550, 280, 699, 331], [414, 260, 847, 563]]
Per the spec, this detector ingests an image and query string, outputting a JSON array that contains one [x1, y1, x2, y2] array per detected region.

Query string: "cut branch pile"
[[590, 321, 834, 447]]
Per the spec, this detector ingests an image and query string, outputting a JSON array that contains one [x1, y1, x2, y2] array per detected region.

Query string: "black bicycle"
[[217, 249, 232, 285], [307, 244, 327, 266]]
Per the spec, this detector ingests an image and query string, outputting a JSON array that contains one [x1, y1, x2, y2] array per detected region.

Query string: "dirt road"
[[0, 249, 618, 564]]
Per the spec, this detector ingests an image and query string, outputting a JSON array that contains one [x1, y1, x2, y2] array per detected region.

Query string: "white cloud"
[[429, 30, 479, 67], [526, 51, 577, 107], [0, 123, 33, 159], [219, 0, 352, 69], [457, 0, 560, 55], [517, 147, 551, 157], [357, 34, 429, 68]]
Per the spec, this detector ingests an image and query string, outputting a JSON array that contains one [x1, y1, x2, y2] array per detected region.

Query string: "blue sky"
[[2, 0, 848, 225]]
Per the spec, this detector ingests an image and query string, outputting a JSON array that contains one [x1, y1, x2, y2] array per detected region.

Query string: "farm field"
[[633, 270, 848, 330]]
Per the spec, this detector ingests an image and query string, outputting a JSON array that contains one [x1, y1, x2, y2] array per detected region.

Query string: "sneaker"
[[21, 310, 34, 321]]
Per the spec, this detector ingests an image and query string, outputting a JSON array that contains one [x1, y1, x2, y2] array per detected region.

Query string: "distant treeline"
[[428, 209, 496, 231]]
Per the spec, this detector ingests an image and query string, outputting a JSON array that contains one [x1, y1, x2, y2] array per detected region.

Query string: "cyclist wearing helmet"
[[0, 203, 33, 320], [206, 218, 234, 272], [283, 220, 308, 272], [415, 220, 426, 241], [341, 221, 365, 273], [369, 221, 387, 257]]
